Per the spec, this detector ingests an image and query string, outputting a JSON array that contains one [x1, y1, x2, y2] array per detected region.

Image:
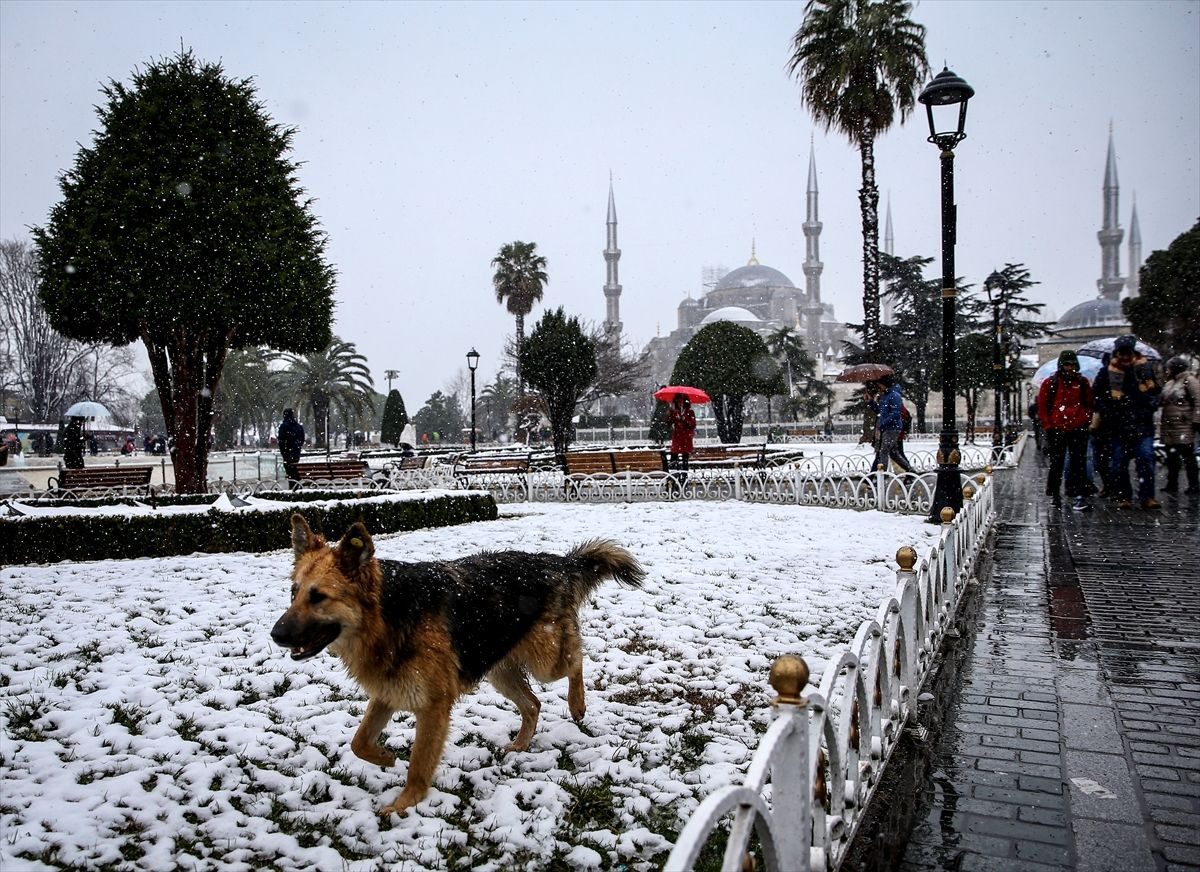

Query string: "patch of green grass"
[[106, 702, 148, 736], [4, 693, 48, 742], [562, 773, 622, 834]]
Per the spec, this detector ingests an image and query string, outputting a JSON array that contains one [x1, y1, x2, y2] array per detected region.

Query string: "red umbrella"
[[835, 363, 895, 383], [654, 385, 711, 404]]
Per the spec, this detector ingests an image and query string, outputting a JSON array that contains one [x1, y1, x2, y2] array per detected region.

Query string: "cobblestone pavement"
[[895, 445, 1200, 872]]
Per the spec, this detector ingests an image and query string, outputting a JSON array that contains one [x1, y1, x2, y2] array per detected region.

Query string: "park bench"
[[453, 453, 530, 486], [293, 459, 372, 487], [563, 449, 669, 499], [50, 465, 154, 497], [396, 456, 428, 470], [690, 444, 768, 469]]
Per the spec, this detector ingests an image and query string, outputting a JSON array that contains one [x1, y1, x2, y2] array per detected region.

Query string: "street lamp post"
[[466, 348, 480, 452], [985, 270, 1004, 461], [919, 66, 975, 522]]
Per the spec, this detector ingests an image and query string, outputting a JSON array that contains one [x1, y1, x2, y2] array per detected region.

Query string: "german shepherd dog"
[[271, 514, 646, 817]]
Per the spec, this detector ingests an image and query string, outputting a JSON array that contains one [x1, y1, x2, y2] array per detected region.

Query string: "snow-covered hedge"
[[0, 491, 497, 565]]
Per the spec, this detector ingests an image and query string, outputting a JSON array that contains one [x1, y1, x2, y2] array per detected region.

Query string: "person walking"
[[1036, 350, 1095, 510], [277, 408, 306, 490], [865, 374, 914, 474], [1159, 356, 1199, 495], [1093, 335, 1162, 510], [62, 416, 85, 469], [667, 394, 697, 479]]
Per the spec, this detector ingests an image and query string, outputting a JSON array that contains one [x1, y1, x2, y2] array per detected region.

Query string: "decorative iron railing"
[[665, 473, 994, 871]]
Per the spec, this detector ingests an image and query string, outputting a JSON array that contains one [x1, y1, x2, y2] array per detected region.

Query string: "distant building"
[[1039, 128, 1139, 364], [637, 146, 849, 388]]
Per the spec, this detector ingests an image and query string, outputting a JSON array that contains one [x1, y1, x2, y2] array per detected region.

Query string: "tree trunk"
[[858, 130, 881, 360], [514, 312, 526, 394]]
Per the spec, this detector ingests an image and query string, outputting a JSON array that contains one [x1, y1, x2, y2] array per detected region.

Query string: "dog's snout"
[[271, 615, 297, 647]]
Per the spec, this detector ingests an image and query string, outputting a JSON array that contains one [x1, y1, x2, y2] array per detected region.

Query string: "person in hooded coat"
[[277, 408, 306, 490], [1092, 335, 1162, 510], [1159, 356, 1199, 494], [1036, 350, 1094, 510], [667, 395, 696, 477]]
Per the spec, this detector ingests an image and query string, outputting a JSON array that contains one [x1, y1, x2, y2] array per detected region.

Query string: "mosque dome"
[[714, 263, 796, 291], [698, 306, 763, 327], [1055, 297, 1127, 330]]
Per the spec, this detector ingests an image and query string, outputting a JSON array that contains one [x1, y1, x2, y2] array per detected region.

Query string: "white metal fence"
[[665, 473, 995, 870]]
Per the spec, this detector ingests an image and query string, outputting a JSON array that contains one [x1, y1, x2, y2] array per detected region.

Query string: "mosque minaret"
[[603, 174, 623, 337], [802, 146, 825, 351], [1097, 127, 1125, 300]]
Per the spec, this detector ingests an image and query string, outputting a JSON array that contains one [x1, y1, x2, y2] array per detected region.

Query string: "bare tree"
[[578, 325, 651, 409], [0, 239, 97, 421]]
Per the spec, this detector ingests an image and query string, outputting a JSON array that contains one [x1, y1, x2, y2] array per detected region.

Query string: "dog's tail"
[[568, 539, 646, 600]]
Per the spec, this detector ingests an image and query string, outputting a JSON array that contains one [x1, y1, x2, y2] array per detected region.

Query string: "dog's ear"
[[337, 522, 375, 572], [291, 514, 322, 559]]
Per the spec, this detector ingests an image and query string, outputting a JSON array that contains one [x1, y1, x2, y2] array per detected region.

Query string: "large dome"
[[1055, 297, 1127, 330], [714, 263, 796, 290], [699, 306, 762, 327]]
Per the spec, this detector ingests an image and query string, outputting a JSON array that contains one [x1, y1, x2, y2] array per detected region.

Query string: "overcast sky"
[[2, 0, 1197, 410]]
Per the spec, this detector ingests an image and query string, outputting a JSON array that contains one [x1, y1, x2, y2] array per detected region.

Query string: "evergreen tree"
[[412, 391, 465, 443], [519, 307, 598, 458], [671, 321, 785, 443], [1125, 220, 1200, 358], [32, 50, 334, 491], [380, 389, 409, 446]]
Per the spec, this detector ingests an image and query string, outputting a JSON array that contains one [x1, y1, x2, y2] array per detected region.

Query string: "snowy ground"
[[1, 500, 940, 871]]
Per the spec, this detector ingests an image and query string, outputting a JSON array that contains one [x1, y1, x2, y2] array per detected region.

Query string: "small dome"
[[699, 306, 762, 327], [678, 296, 700, 308], [714, 263, 796, 290], [1055, 297, 1127, 330]]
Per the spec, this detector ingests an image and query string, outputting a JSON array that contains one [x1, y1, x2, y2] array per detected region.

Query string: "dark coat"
[[1093, 356, 1161, 440], [278, 417, 306, 463]]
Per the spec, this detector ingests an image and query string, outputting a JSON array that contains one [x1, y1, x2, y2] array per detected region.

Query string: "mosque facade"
[[616, 148, 849, 390], [1037, 129, 1141, 364]]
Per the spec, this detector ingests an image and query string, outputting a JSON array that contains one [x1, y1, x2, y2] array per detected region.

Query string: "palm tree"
[[787, 0, 929, 358], [274, 338, 376, 450], [214, 347, 278, 447], [491, 241, 548, 392]]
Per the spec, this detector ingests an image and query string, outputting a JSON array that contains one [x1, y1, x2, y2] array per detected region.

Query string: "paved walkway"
[[890, 445, 1200, 871]]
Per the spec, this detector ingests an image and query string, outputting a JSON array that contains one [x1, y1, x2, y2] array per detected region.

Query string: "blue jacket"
[[868, 384, 904, 432], [1093, 356, 1160, 439]]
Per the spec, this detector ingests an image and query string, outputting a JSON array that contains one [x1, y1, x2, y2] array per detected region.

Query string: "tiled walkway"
[[895, 446, 1200, 871]]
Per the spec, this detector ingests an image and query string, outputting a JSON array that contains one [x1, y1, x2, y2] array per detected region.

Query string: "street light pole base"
[[929, 463, 965, 522]]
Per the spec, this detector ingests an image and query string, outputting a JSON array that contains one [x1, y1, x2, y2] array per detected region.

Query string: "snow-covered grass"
[[1, 501, 940, 871]]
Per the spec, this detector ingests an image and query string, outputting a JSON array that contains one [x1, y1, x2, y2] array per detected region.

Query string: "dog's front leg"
[[351, 697, 396, 768], [379, 698, 452, 817]]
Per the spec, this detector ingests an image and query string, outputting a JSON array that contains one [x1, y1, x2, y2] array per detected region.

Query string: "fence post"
[[769, 655, 811, 871]]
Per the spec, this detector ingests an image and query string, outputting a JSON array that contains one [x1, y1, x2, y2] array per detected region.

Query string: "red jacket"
[[668, 406, 696, 454], [1037, 373, 1093, 431]]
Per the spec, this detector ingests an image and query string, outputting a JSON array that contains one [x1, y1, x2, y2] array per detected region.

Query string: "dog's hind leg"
[[351, 697, 397, 768], [381, 698, 453, 817], [489, 661, 541, 752], [566, 651, 586, 724]]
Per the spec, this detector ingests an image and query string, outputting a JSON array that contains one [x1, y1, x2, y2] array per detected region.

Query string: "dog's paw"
[[503, 738, 532, 753]]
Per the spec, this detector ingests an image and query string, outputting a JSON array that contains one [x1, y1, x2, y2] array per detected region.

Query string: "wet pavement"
[[849, 444, 1199, 872]]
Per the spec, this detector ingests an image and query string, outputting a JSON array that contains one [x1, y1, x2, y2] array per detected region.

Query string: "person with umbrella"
[[667, 393, 697, 481], [863, 373, 913, 475], [1036, 350, 1094, 510], [1093, 334, 1162, 510]]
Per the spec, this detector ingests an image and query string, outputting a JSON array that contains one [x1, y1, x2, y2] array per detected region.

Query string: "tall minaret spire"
[[1126, 194, 1142, 298], [881, 196, 895, 326], [802, 143, 824, 351], [603, 172, 622, 336], [1097, 125, 1125, 300]]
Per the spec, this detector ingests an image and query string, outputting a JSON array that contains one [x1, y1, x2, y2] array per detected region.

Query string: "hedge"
[[0, 493, 497, 565]]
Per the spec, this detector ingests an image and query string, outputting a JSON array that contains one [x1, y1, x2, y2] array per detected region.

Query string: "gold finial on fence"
[[975, 472, 987, 484], [963, 484, 975, 499], [896, 546, 917, 571], [984, 464, 994, 475], [770, 655, 809, 707], [940, 507, 955, 524]]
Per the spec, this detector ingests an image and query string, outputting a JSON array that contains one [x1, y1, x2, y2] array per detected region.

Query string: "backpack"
[[900, 403, 912, 436]]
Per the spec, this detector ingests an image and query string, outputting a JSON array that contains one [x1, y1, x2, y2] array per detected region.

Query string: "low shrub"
[[0, 493, 497, 565]]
